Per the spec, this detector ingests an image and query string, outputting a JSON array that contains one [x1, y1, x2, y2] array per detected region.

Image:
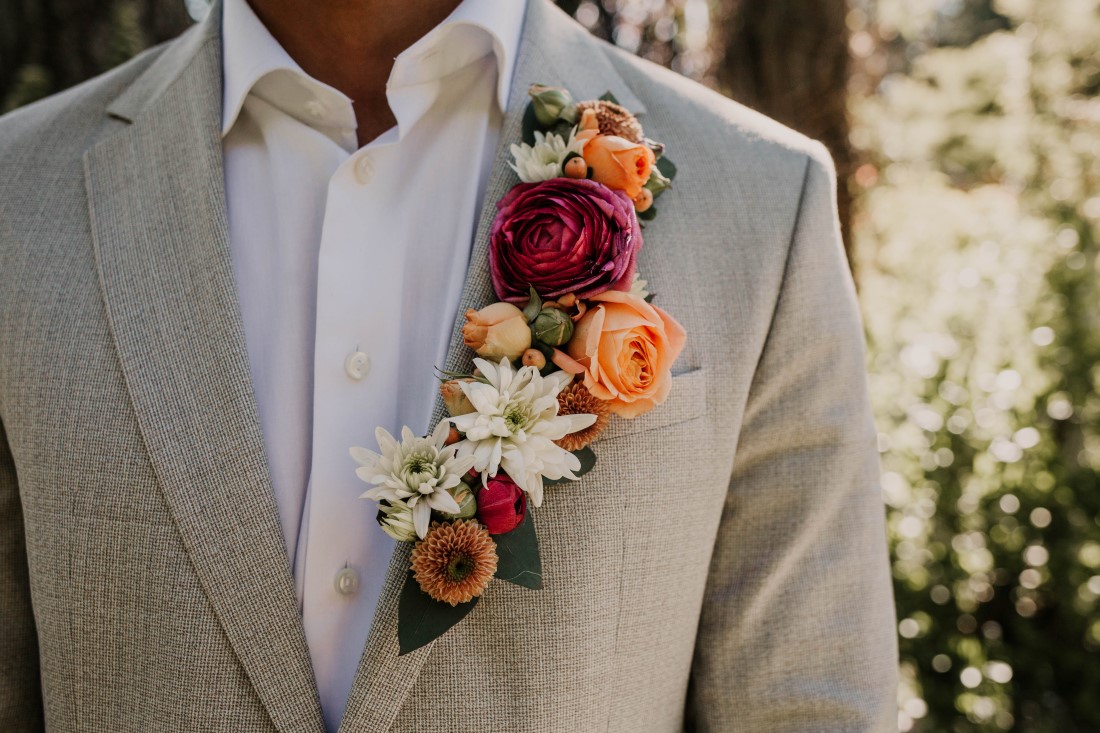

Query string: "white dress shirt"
[[220, 0, 524, 728]]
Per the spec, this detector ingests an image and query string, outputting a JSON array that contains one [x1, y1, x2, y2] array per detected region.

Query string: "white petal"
[[526, 473, 544, 508], [427, 490, 461, 515], [413, 502, 431, 539], [430, 419, 451, 446], [375, 426, 398, 455], [349, 446, 380, 467]]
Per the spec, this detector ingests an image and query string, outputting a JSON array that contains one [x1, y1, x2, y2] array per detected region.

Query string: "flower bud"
[[439, 481, 477, 520], [476, 474, 527, 535], [532, 306, 574, 347], [529, 84, 578, 126], [633, 188, 654, 213], [521, 348, 547, 369], [440, 379, 476, 417], [377, 501, 417, 542], [462, 302, 532, 361]]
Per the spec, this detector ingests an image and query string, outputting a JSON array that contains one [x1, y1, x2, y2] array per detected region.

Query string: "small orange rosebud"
[[462, 302, 532, 361], [633, 188, 654, 213], [440, 380, 476, 417], [521, 349, 547, 369], [564, 156, 588, 179]]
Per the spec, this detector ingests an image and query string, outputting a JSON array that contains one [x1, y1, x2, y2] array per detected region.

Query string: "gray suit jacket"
[[0, 1, 897, 730]]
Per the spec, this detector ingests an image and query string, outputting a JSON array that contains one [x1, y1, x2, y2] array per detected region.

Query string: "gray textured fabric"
[[0, 1, 898, 731]]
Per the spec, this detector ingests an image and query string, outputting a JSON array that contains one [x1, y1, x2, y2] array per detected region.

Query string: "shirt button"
[[354, 155, 375, 184], [345, 350, 371, 381], [304, 98, 325, 119], [334, 567, 360, 595]]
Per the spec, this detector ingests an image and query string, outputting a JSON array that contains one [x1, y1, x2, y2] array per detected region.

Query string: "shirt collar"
[[220, 0, 526, 139]]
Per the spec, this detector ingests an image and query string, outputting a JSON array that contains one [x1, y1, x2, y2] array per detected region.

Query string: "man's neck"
[[247, 0, 463, 146]]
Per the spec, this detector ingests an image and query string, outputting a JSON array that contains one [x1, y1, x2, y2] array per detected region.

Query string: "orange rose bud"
[[440, 379, 476, 417], [462, 302, 532, 361], [581, 134, 656, 200], [633, 188, 654, 213], [564, 156, 588, 179], [521, 348, 547, 369]]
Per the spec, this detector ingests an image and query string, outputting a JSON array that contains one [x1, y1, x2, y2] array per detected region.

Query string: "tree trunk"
[[712, 0, 854, 258], [0, 0, 192, 111]]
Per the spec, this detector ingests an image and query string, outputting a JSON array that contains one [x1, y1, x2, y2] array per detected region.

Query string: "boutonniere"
[[351, 84, 685, 654]]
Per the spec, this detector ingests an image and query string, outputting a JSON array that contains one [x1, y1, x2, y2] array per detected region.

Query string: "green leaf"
[[551, 119, 576, 140], [637, 205, 658, 221], [655, 155, 677, 181], [599, 90, 621, 105], [493, 511, 542, 589], [522, 285, 542, 322], [397, 569, 479, 655], [521, 102, 540, 146], [545, 447, 597, 485]]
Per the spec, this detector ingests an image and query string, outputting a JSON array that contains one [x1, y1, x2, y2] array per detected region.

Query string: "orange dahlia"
[[411, 520, 498, 606], [554, 381, 610, 451]]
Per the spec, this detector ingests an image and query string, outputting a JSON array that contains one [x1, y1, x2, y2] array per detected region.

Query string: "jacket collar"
[[87, 2, 644, 731]]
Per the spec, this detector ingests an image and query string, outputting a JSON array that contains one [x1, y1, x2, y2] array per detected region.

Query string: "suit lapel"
[[84, 9, 324, 733], [338, 2, 645, 730]]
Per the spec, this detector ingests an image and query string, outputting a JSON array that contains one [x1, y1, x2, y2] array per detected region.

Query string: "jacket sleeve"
[[0, 419, 44, 731], [685, 143, 897, 732]]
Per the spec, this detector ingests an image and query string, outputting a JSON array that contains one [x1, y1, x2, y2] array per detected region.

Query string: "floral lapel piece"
[[351, 84, 686, 655]]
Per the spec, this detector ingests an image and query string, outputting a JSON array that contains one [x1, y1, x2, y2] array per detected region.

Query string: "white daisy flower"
[[351, 421, 477, 540], [450, 358, 597, 508], [509, 129, 585, 183]]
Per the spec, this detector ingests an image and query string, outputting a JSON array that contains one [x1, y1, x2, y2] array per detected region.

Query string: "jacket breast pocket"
[[597, 368, 708, 442]]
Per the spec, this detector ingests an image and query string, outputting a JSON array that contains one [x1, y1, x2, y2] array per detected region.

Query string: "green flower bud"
[[529, 84, 578, 126], [644, 165, 672, 197], [439, 482, 477, 520], [532, 306, 574, 347]]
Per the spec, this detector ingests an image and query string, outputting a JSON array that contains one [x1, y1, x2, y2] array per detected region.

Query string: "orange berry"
[[633, 188, 654, 213], [564, 156, 588, 179]]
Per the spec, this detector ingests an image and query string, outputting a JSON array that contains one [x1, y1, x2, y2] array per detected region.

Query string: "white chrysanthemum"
[[450, 358, 597, 508], [351, 421, 476, 539], [509, 129, 585, 183], [629, 273, 650, 299]]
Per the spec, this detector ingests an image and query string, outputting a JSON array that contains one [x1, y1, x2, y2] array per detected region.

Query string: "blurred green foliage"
[[852, 0, 1100, 729]]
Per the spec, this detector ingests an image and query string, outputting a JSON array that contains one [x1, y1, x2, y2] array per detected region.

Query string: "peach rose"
[[553, 290, 686, 418], [580, 134, 655, 200]]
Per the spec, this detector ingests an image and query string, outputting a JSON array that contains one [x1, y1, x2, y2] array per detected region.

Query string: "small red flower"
[[477, 474, 527, 535]]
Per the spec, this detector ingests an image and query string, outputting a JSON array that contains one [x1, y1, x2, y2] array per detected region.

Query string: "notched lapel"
[[337, 1, 649, 730], [84, 18, 324, 733]]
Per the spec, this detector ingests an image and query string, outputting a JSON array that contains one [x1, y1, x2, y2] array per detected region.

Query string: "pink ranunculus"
[[489, 178, 642, 304], [476, 474, 527, 535]]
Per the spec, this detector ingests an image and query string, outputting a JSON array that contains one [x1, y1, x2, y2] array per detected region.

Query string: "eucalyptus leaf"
[[522, 286, 542, 322], [656, 155, 677, 181], [493, 511, 542, 589], [398, 569, 479, 655]]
